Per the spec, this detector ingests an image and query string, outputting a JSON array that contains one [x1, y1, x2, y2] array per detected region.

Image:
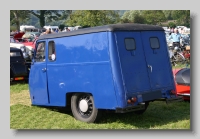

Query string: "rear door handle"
[[42, 68, 46, 72], [148, 65, 152, 72]]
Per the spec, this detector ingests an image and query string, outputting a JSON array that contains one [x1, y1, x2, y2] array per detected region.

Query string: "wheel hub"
[[79, 99, 88, 112]]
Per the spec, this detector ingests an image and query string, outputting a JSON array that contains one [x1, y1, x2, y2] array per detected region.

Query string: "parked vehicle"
[[10, 47, 29, 82], [24, 28, 46, 33], [167, 36, 190, 66], [172, 68, 190, 101], [10, 35, 29, 60], [13, 32, 25, 42], [20, 25, 35, 32], [168, 45, 186, 66], [10, 35, 34, 69], [22, 32, 41, 41], [29, 23, 183, 123], [43, 25, 59, 32]]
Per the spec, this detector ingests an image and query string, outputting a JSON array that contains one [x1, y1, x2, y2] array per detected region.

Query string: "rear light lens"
[[127, 97, 137, 104], [14, 77, 24, 80], [170, 90, 177, 96]]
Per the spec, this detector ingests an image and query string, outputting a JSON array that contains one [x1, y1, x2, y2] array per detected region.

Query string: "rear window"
[[10, 52, 21, 57], [125, 38, 136, 51], [150, 37, 160, 49]]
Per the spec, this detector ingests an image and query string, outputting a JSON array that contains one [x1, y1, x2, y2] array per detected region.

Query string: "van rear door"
[[115, 31, 173, 94], [115, 32, 151, 93], [141, 31, 173, 90]]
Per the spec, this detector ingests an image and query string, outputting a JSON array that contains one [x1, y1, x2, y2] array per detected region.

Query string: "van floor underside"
[[115, 103, 146, 113]]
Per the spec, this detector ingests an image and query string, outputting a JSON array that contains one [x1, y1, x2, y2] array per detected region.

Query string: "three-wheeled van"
[[29, 23, 183, 123]]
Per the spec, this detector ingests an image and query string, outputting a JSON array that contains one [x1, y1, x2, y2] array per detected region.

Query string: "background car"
[[172, 68, 190, 101], [10, 47, 29, 82], [22, 31, 41, 41], [10, 35, 29, 60]]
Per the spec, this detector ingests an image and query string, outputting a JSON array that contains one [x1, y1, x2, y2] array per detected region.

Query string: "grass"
[[10, 82, 190, 129], [172, 63, 190, 69], [10, 82, 29, 93]]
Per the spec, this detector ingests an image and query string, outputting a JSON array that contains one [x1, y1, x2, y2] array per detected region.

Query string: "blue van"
[[29, 23, 183, 123]]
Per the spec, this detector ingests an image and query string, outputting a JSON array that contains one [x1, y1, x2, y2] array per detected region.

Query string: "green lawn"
[[10, 83, 190, 129]]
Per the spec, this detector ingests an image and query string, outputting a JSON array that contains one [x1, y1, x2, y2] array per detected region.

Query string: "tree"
[[59, 24, 65, 30], [121, 10, 147, 24], [10, 10, 30, 31], [171, 10, 190, 27], [162, 10, 173, 20], [28, 10, 72, 28], [132, 11, 145, 24], [168, 22, 176, 28], [66, 10, 120, 27], [121, 10, 131, 21], [142, 10, 167, 25]]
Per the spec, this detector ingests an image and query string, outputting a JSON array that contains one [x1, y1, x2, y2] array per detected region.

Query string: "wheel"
[[71, 93, 102, 123], [134, 102, 149, 115], [174, 53, 186, 66]]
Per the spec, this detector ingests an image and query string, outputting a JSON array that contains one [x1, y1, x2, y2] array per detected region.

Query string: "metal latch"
[[148, 65, 152, 72]]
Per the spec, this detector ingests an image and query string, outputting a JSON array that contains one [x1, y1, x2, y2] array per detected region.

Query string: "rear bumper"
[[165, 96, 184, 104], [115, 103, 146, 113]]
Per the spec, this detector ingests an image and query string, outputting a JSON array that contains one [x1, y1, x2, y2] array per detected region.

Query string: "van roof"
[[38, 23, 164, 40]]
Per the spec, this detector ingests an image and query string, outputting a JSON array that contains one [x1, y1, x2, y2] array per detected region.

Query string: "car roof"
[[38, 23, 164, 40]]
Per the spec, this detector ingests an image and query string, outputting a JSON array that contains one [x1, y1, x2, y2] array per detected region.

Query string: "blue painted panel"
[[141, 31, 174, 90], [46, 63, 117, 109], [115, 31, 151, 93], [44, 32, 117, 109], [107, 32, 127, 108], [53, 32, 109, 63], [29, 41, 49, 105]]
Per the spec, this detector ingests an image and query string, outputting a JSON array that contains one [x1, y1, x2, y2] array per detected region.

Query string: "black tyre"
[[134, 102, 149, 115], [71, 93, 102, 123]]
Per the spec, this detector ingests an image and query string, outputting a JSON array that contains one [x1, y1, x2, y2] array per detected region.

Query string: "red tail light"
[[131, 97, 137, 103], [14, 77, 24, 80], [127, 97, 137, 104], [170, 90, 177, 96]]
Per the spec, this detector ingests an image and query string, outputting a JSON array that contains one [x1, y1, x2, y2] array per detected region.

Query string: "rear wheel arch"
[[65, 92, 93, 107]]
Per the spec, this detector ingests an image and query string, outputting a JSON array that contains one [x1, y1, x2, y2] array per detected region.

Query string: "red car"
[[172, 68, 190, 101], [13, 32, 39, 49], [22, 37, 37, 49]]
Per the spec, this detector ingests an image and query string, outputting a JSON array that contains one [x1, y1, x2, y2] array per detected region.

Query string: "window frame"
[[48, 41, 56, 62], [35, 41, 46, 62], [124, 38, 136, 51], [149, 37, 160, 49]]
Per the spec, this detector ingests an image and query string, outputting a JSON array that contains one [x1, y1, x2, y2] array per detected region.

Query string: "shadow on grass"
[[38, 100, 190, 129], [10, 81, 28, 86], [98, 101, 190, 128]]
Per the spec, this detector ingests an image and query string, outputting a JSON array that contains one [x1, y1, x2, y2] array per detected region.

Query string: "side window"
[[35, 42, 45, 62], [150, 37, 160, 49], [125, 38, 136, 51], [48, 41, 56, 61]]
